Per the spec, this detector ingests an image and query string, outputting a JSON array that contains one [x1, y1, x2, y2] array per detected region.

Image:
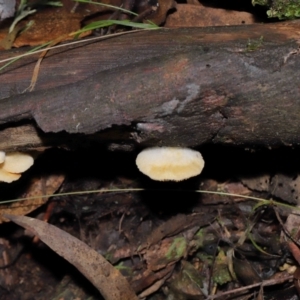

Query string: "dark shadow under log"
[[1, 22, 300, 150]]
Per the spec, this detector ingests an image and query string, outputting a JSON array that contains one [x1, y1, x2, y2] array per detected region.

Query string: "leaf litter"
[[0, 147, 298, 299]]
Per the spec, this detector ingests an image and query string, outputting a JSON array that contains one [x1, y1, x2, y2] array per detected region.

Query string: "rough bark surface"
[[1, 22, 300, 150]]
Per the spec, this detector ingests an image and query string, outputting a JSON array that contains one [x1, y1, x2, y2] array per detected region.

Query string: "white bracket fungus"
[[0, 152, 34, 183], [136, 147, 205, 181]]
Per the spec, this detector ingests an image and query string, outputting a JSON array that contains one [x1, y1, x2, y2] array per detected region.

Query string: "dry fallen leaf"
[[0, 174, 65, 223], [148, 0, 176, 25], [165, 4, 256, 27], [4, 214, 139, 300], [0, 9, 86, 48], [144, 237, 187, 271], [141, 213, 211, 249]]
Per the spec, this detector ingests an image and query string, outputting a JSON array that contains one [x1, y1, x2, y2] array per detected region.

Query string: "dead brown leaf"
[[0, 174, 65, 223], [241, 175, 270, 192], [165, 4, 256, 27], [144, 237, 187, 271], [168, 261, 205, 299], [0, 9, 85, 48], [131, 265, 174, 295], [200, 180, 252, 204], [147, 0, 176, 25], [233, 256, 262, 285], [270, 174, 300, 204], [3, 214, 139, 300], [141, 213, 212, 250]]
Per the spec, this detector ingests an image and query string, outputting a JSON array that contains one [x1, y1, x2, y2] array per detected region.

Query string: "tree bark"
[[1, 21, 300, 151]]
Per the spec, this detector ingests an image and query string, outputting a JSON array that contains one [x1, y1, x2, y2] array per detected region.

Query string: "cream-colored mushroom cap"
[[0, 151, 5, 164], [0, 169, 21, 183], [136, 147, 205, 181], [2, 152, 34, 174]]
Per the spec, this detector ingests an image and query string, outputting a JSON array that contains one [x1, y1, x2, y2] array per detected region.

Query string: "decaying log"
[[1, 21, 300, 151]]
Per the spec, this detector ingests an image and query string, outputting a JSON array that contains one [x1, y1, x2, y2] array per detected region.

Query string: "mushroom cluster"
[[136, 147, 205, 181], [0, 152, 34, 183]]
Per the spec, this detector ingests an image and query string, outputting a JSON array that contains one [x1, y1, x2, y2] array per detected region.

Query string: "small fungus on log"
[[136, 147, 204, 181], [0, 152, 34, 183]]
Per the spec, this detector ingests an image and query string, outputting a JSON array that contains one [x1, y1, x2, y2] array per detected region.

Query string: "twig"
[[206, 274, 293, 299]]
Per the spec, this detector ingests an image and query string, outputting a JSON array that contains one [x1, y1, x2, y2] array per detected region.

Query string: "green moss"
[[253, 0, 300, 19], [181, 261, 204, 289], [246, 36, 264, 52], [166, 237, 187, 260], [268, 1, 300, 19], [212, 250, 232, 285], [196, 252, 213, 265], [252, 0, 269, 6]]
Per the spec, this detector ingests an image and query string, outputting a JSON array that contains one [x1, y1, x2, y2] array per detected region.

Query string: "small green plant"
[[246, 36, 264, 52]]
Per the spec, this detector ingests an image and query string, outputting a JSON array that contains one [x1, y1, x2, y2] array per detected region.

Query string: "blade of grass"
[[0, 31, 139, 65], [0, 188, 144, 204], [84, 19, 158, 30], [0, 0, 159, 71], [0, 28, 155, 72], [0, 41, 52, 71], [73, 0, 139, 16], [0, 189, 299, 213], [248, 230, 279, 257], [194, 190, 297, 210], [74, 19, 158, 37]]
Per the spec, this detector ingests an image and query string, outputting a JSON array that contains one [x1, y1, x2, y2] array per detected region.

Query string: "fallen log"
[[1, 22, 300, 151]]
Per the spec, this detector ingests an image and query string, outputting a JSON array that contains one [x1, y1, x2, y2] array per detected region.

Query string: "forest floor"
[[0, 1, 299, 300]]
